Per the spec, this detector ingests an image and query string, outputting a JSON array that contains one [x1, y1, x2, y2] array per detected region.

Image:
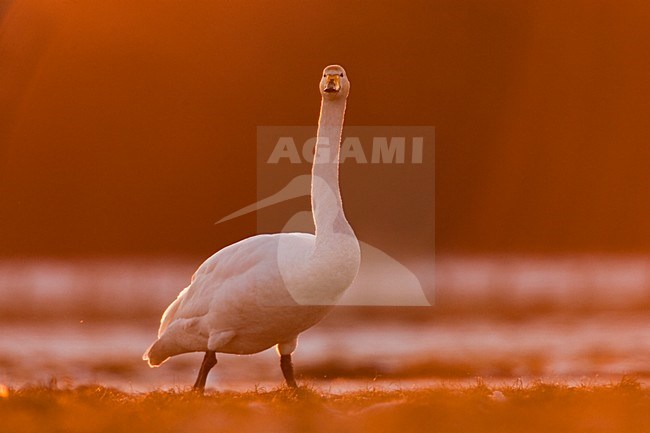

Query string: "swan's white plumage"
[[144, 232, 333, 365], [143, 65, 360, 377]]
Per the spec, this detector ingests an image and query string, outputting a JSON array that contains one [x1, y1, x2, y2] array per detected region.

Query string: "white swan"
[[143, 65, 360, 391]]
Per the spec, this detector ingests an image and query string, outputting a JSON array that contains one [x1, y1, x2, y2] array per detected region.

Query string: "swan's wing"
[[145, 232, 315, 365], [160, 232, 314, 329], [157, 285, 190, 337]]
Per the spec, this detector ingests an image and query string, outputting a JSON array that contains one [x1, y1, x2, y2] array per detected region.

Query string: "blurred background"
[[2, 0, 650, 390]]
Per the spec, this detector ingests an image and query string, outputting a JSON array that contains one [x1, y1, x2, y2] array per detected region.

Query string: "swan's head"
[[320, 65, 350, 100]]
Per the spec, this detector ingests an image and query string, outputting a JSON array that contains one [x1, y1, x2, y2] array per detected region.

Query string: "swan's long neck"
[[311, 97, 355, 250], [280, 90, 360, 306]]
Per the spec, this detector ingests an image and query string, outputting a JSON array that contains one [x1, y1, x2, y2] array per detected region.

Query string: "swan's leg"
[[277, 338, 298, 388], [192, 351, 217, 392], [280, 354, 297, 388]]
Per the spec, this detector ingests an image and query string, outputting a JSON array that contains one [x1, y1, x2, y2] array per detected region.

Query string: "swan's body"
[[143, 65, 360, 390]]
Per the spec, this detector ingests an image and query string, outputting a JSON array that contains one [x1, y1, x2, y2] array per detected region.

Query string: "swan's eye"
[[340, 73, 344, 77], [323, 74, 327, 77]]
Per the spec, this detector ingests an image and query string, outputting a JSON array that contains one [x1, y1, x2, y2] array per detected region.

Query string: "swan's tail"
[[142, 339, 170, 367]]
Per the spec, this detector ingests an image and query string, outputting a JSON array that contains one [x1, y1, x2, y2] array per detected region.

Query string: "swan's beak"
[[324, 75, 341, 93]]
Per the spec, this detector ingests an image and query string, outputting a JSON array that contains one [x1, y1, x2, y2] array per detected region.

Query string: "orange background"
[[1, 0, 649, 257]]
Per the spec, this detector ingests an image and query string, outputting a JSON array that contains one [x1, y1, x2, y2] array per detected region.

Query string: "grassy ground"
[[2, 377, 650, 433]]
